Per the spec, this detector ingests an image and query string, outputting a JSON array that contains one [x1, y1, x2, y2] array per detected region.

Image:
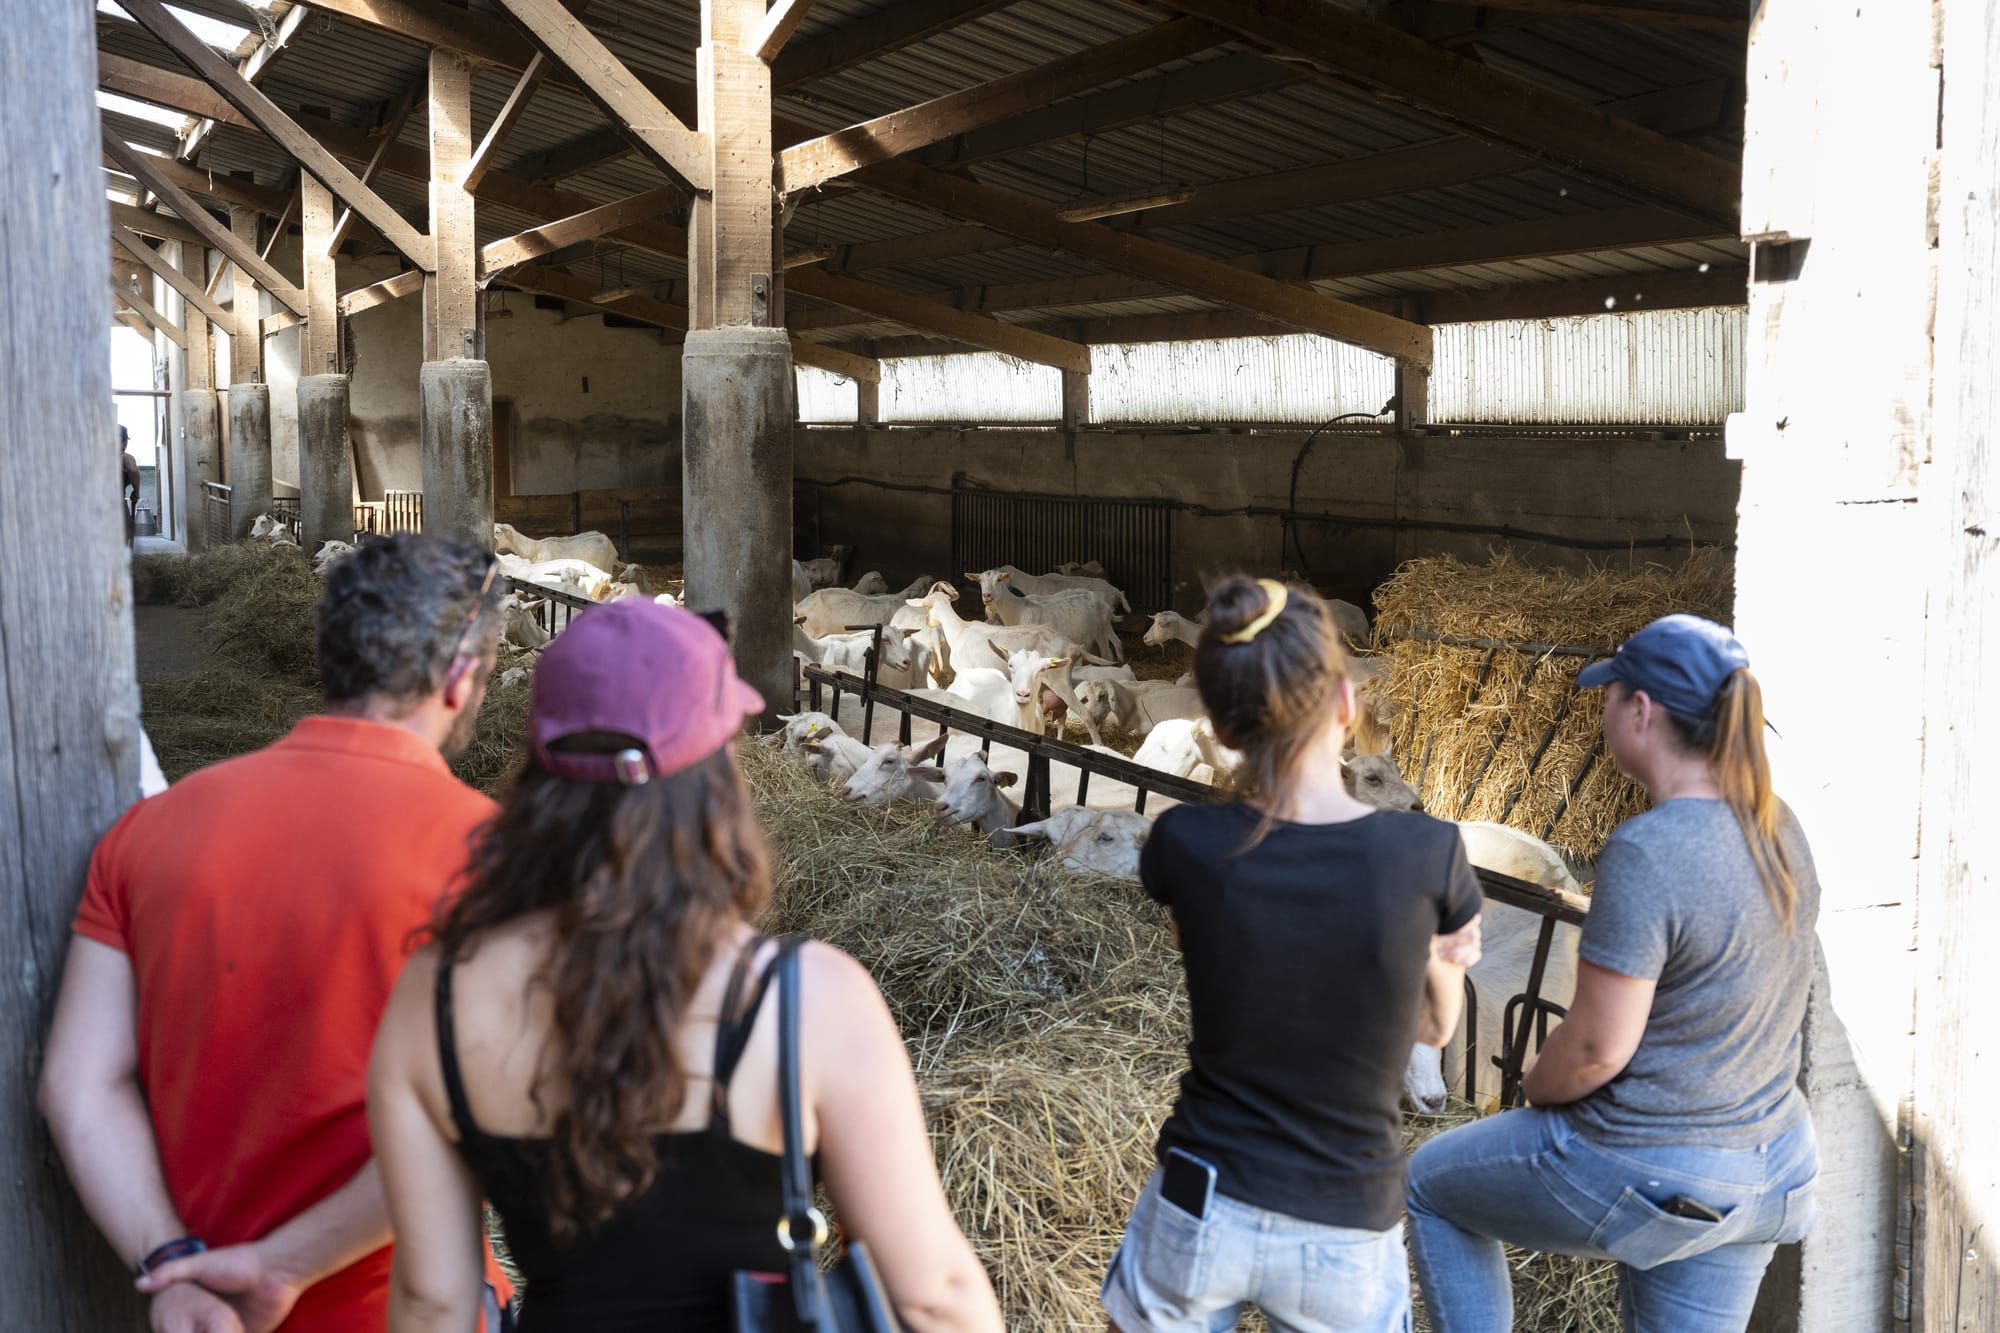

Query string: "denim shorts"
[[1103, 1168, 1412, 1333]]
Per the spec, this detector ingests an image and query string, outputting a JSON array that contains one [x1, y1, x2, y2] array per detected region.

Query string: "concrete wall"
[[260, 245, 681, 500], [796, 425, 1740, 611]]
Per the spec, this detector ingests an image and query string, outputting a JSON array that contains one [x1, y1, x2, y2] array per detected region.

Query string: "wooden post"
[[226, 206, 273, 536], [228, 206, 263, 386], [420, 45, 492, 549], [856, 376, 880, 426], [0, 5, 146, 1324], [1060, 366, 1088, 460], [176, 242, 222, 548], [298, 175, 354, 551], [683, 0, 792, 720], [301, 176, 338, 377]]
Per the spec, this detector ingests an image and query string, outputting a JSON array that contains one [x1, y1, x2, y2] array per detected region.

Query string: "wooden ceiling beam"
[[101, 151, 287, 214], [112, 279, 189, 349], [828, 225, 1014, 274], [847, 157, 1433, 364], [504, 126, 633, 183], [341, 269, 426, 317], [779, 18, 1229, 192], [480, 186, 681, 274], [329, 77, 421, 255], [770, 0, 1015, 90], [468, 54, 551, 191], [116, 0, 437, 268], [112, 225, 233, 326], [786, 268, 1092, 373], [491, 0, 708, 190], [104, 131, 307, 314], [755, 0, 822, 62], [99, 50, 252, 127], [1150, 0, 1739, 225], [1453, 0, 1746, 33]]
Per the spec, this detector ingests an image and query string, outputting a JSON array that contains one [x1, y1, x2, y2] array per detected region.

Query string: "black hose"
[[1285, 401, 1396, 583]]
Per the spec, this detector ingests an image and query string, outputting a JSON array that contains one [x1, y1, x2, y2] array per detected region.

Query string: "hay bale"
[[742, 743, 1617, 1332], [452, 665, 535, 796], [1371, 551, 1732, 860], [133, 542, 287, 609]]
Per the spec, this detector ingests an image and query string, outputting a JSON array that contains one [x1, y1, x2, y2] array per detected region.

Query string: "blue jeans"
[[1405, 1108, 1818, 1333], [1103, 1168, 1411, 1333]]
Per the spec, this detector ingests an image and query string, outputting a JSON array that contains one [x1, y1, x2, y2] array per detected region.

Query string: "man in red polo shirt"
[[41, 533, 512, 1333]]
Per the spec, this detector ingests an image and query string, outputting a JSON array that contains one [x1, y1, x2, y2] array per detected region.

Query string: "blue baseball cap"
[[1576, 614, 1750, 717]]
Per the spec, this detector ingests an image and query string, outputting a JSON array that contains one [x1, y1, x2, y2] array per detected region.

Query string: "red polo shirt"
[[74, 715, 508, 1333]]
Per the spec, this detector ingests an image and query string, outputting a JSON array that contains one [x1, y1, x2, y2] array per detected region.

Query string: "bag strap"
[[774, 935, 828, 1325]]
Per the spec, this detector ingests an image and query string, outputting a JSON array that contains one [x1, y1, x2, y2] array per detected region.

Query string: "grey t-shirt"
[[1566, 798, 1820, 1147]]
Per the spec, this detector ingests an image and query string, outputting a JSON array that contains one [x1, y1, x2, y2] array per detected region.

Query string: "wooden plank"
[[1412, 264, 1747, 322], [480, 186, 679, 273], [103, 134, 306, 314], [117, 0, 436, 269], [1452, 0, 1747, 33], [426, 46, 478, 359], [1257, 205, 1725, 280], [505, 127, 632, 183], [180, 1, 309, 163], [467, 54, 549, 191], [779, 19, 1227, 192], [788, 267, 1092, 372], [116, 310, 154, 339], [0, 4, 146, 1321], [754, 0, 821, 61], [771, 0, 1013, 89], [851, 156, 1433, 364], [228, 206, 262, 380], [109, 199, 207, 248], [178, 241, 213, 389], [338, 268, 425, 317], [112, 225, 232, 326], [97, 51, 253, 128], [788, 338, 879, 383], [301, 175, 339, 373], [690, 0, 773, 327], [1156, 0, 1740, 225], [100, 149, 288, 214], [493, 0, 710, 191], [329, 78, 420, 255], [112, 279, 189, 348]]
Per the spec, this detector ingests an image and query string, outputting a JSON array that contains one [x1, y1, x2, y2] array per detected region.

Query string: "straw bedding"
[[134, 544, 1618, 1330], [1371, 550, 1733, 862]]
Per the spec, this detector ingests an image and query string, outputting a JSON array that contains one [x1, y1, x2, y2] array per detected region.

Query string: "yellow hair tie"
[[1220, 580, 1289, 644]]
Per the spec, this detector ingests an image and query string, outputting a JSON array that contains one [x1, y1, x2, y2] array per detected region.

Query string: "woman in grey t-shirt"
[[1406, 615, 1820, 1332]]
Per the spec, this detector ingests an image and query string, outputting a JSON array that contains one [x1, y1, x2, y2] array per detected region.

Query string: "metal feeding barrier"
[[354, 490, 425, 539], [270, 496, 301, 542], [201, 481, 231, 549], [951, 475, 1175, 612], [502, 576, 595, 638], [801, 633, 1586, 1109]]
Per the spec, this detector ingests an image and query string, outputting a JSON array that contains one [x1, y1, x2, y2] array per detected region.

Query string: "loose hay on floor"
[[741, 742, 1618, 1333], [1372, 550, 1733, 861]]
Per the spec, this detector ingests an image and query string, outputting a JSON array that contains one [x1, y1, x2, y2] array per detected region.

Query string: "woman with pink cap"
[[368, 598, 1002, 1332]]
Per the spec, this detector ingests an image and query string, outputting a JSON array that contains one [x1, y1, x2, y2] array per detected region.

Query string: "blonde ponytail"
[[1708, 669, 1797, 929]]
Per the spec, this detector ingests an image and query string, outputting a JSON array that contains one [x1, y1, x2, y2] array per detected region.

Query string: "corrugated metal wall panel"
[[879, 354, 1062, 423], [1428, 307, 1745, 425], [796, 365, 858, 423], [1090, 334, 1396, 424]]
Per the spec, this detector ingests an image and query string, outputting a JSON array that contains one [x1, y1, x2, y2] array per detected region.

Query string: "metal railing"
[[270, 496, 301, 542], [502, 576, 595, 639], [202, 481, 232, 549], [807, 641, 1587, 1110], [354, 490, 425, 539], [950, 475, 1174, 611]]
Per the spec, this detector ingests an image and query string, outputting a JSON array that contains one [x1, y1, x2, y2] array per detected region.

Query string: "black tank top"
[[436, 936, 791, 1332]]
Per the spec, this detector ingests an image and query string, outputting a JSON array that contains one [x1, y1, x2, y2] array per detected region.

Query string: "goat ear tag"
[[996, 772, 1019, 788]]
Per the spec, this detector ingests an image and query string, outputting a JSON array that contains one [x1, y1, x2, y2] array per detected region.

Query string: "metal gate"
[[950, 475, 1174, 611], [202, 481, 232, 548]]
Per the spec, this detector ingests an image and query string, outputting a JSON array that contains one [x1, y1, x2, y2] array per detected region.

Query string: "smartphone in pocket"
[[1160, 1147, 1217, 1221]]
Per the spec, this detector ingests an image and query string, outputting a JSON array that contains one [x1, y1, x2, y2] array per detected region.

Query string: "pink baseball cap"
[[529, 599, 765, 784]]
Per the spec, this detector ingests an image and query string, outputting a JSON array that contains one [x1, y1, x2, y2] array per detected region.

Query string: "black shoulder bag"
[[731, 938, 902, 1333]]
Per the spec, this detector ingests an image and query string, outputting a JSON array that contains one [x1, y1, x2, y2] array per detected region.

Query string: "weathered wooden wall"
[[1913, 0, 2000, 1326], [0, 5, 146, 1325]]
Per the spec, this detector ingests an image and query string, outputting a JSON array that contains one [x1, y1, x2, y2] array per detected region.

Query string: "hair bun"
[[1204, 575, 1276, 641]]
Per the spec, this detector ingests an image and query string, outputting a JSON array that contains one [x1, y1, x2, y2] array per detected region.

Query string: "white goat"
[[838, 735, 949, 806], [932, 752, 1023, 847], [1074, 679, 1203, 738], [849, 571, 890, 596], [1007, 806, 1153, 879], [986, 585, 1124, 662], [1143, 609, 1203, 650], [493, 523, 618, 573], [798, 545, 853, 590], [311, 539, 355, 573], [967, 565, 1131, 615], [796, 585, 921, 639], [800, 734, 875, 787], [996, 647, 1108, 746]]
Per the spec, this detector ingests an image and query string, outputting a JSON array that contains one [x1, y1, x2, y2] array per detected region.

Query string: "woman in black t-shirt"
[[1103, 576, 1484, 1333]]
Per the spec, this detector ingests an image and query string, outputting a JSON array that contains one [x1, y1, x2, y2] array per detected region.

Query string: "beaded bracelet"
[[135, 1236, 206, 1278]]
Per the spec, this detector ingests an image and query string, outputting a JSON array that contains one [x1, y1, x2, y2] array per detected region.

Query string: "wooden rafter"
[[342, 270, 426, 318], [115, 0, 436, 269], [849, 157, 1433, 364], [480, 187, 680, 274], [113, 225, 232, 326], [99, 51, 252, 127], [1456, 0, 1747, 33], [1151, 0, 1739, 226], [330, 78, 421, 255], [771, 0, 1014, 89], [103, 133, 308, 314], [779, 19, 1228, 193], [101, 150, 287, 214], [754, 0, 821, 61], [112, 279, 189, 348], [111, 200, 208, 248], [469, 55, 551, 191], [182, 1, 309, 162], [506, 127, 632, 183], [787, 268, 1092, 373], [492, 0, 709, 191]]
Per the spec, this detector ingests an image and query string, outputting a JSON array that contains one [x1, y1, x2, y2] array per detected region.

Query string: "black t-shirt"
[[1142, 801, 1482, 1232]]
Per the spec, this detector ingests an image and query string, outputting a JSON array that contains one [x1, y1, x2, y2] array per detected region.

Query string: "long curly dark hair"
[[430, 739, 773, 1243]]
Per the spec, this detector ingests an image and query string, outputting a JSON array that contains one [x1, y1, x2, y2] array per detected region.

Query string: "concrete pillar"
[[420, 358, 493, 549], [179, 389, 221, 551], [225, 382, 272, 539], [297, 374, 354, 551], [682, 327, 793, 720]]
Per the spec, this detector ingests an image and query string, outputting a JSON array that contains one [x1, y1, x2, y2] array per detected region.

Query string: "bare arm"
[[808, 946, 1002, 1333], [1416, 915, 1481, 1047], [38, 937, 188, 1268], [368, 952, 487, 1333], [1521, 960, 1655, 1106], [136, 1162, 390, 1333]]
